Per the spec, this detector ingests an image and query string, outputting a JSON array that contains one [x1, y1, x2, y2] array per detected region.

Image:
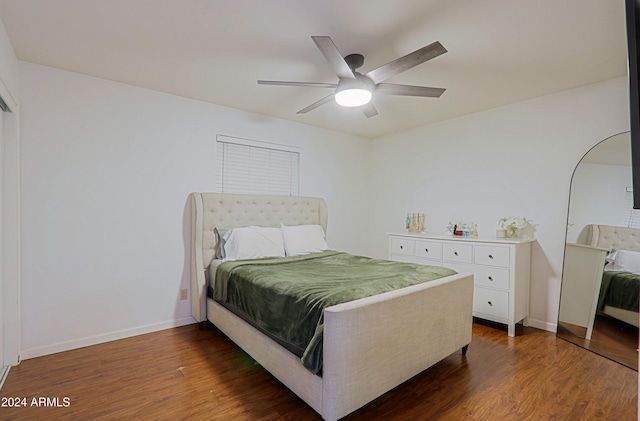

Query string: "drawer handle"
[[400, 245, 403, 249], [487, 301, 493, 307], [488, 276, 493, 282], [488, 254, 494, 259], [424, 248, 429, 253], [454, 251, 459, 256]]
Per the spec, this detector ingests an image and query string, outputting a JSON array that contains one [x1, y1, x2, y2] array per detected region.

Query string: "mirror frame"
[[557, 131, 638, 370]]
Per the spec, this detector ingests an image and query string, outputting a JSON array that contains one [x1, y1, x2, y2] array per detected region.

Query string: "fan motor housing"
[[344, 53, 364, 71]]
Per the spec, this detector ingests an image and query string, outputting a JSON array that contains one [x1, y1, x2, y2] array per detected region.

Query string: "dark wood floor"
[[0, 322, 637, 421], [557, 314, 639, 370]]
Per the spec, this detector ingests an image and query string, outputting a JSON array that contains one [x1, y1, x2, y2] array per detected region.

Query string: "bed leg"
[[462, 344, 469, 355]]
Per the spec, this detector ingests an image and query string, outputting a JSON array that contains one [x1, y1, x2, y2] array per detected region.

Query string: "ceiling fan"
[[258, 36, 447, 118]]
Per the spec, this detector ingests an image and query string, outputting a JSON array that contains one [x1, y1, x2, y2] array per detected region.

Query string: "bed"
[[583, 224, 640, 327], [561, 224, 640, 340], [190, 192, 474, 421]]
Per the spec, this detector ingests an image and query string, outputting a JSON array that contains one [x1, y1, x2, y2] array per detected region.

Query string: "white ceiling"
[[0, 0, 628, 138]]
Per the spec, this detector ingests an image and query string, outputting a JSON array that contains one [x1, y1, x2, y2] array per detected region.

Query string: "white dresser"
[[388, 233, 533, 336]]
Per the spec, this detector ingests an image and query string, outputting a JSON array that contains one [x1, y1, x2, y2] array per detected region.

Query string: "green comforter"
[[598, 270, 640, 312], [213, 250, 456, 374]]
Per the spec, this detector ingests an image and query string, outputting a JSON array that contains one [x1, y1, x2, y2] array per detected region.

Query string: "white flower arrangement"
[[498, 216, 530, 238]]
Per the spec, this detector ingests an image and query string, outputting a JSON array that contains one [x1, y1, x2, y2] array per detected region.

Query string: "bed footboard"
[[321, 273, 473, 421]]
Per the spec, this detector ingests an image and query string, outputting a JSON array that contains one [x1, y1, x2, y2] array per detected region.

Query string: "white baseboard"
[[527, 318, 557, 333], [0, 365, 10, 390], [20, 317, 197, 360]]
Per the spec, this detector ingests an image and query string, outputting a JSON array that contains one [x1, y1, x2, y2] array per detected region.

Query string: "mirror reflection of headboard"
[[582, 224, 640, 252]]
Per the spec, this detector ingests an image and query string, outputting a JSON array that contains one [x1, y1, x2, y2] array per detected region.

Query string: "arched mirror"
[[557, 132, 639, 370]]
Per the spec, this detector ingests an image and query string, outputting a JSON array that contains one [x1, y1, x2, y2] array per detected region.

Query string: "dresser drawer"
[[474, 287, 509, 319], [392, 254, 442, 267], [414, 240, 442, 260], [390, 238, 414, 256], [474, 245, 510, 267], [442, 243, 473, 263], [473, 266, 510, 290]]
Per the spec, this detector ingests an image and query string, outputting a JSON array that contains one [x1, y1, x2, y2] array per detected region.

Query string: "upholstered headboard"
[[584, 224, 640, 252], [189, 192, 328, 322]]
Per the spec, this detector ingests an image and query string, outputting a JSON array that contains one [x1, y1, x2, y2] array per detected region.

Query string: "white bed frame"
[[583, 224, 640, 328], [563, 224, 640, 339], [190, 192, 474, 421]]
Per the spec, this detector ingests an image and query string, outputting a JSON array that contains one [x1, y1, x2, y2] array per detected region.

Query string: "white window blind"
[[621, 187, 640, 228], [216, 135, 299, 196]]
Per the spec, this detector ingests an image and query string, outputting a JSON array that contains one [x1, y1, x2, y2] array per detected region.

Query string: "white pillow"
[[222, 226, 285, 261], [281, 223, 329, 256], [610, 249, 640, 274]]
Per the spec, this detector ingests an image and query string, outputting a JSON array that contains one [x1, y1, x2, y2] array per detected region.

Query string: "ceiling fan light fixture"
[[335, 88, 372, 107], [258, 36, 447, 116]]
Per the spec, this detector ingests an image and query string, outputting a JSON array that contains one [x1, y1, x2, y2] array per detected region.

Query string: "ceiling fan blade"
[[297, 93, 335, 114], [258, 80, 338, 88], [311, 36, 356, 80], [376, 83, 446, 97], [365, 41, 447, 84], [361, 102, 378, 118]]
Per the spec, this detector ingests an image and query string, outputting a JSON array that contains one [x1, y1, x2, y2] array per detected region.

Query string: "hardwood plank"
[[0, 323, 636, 420]]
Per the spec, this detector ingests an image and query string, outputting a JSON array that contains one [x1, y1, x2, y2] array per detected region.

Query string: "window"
[[621, 187, 640, 228], [216, 135, 299, 196]]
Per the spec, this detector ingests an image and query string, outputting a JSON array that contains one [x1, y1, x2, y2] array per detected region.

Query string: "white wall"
[[367, 77, 629, 332], [18, 62, 369, 358], [0, 15, 20, 368], [14, 62, 633, 357], [567, 163, 632, 243]]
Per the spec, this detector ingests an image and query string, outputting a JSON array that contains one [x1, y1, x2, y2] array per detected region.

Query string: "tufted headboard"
[[190, 192, 328, 322], [584, 224, 640, 252]]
